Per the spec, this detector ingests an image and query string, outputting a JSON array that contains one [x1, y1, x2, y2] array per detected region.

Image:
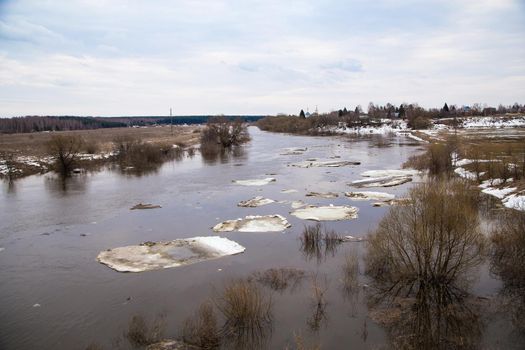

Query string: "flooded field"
[[0, 127, 523, 349]]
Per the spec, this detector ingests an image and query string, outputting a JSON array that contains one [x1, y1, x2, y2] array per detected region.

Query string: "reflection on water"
[[201, 146, 246, 166], [44, 174, 88, 194], [299, 223, 342, 264], [366, 180, 486, 349], [306, 274, 329, 333], [490, 210, 525, 334]]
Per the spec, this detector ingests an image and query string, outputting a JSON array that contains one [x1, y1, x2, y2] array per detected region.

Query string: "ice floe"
[[238, 196, 276, 207], [280, 147, 307, 155], [341, 235, 366, 242], [350, 176, 412, 188], [97, 236, 245, 273], [291, 200, 307, 209], [344, 191, 395, 201], [232, 177, 276, 186], [360, 169, 419, 178], [290, 205, 358, 221], [130, 203, 162, 210], [281, 189, 299, 194], [290, 160, 360, 168], [306, 191, 339, 198], [213, 215, 291, 232]]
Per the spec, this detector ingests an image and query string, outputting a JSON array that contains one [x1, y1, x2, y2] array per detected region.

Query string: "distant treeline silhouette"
[[0, 115, 265, 134]]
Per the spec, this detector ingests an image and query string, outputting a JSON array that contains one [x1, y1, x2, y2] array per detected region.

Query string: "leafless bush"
[[405, 142, 455, 176], [366, 179, 484, 297], [114, 137, 179, 174], [307, 274, 329, 332], [83, 139, 100, 154], [214, 279, 272, 348], [182, 300, 221, 349], [124, 314, 166, 347], [200, 116, 250, 155], [47, 134, 84, 176], [250, 268, 306, 292]]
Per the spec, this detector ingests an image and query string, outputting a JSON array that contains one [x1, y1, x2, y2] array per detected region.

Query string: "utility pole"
[[170, 107, 173, 135]]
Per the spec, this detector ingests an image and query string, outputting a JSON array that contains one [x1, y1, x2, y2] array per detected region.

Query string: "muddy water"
[[0, 127, 522, 349]]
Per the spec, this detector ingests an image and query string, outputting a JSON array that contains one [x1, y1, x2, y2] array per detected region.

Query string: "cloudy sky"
[[0, 0, 524, 116]]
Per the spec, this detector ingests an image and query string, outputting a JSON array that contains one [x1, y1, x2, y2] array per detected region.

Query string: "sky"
[[0, 0, 524, 116]]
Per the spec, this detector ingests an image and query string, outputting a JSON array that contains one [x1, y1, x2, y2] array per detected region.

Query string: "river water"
[[0, 127, 522, 349]]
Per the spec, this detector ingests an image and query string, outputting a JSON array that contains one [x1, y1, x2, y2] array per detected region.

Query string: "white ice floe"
[[213, 215, 291, 232], [345, 191, 395, 201], [360, 169, 419, 178], [290, 160, 360, 168], [502, 193, 525, 211], [97, 236, 245, 273], [290, 205, 358, 221], [280, 147, 307, 155], [238, 196, 276, 207], [341, 235, 366, 242], [350, 176, 412, 188], [305, 191, 339, 198], [281, 189, 299, 194], [406, 133, 429, 143], [232, 177, 276, 186], [291, 200, 307, 209]]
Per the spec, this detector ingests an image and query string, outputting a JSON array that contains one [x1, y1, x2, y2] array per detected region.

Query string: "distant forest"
[[0, 115, 265, 134]]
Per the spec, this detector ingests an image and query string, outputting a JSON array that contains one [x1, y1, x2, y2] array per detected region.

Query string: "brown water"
[[0, 127, 522, 349]]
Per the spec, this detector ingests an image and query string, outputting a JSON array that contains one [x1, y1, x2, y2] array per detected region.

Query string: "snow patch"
[[290, 205, 358, 221], [213, 215, 291, 232], [232, 177, 276, 186], [345, 191, 395, 201], [238, 196, 276, 207]]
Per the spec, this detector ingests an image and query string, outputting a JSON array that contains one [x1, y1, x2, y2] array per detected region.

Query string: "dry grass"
[[404, 136, 458, 176], [182, 300, 221, 349], [307, 274, 329, 332], [0, 125, 200, 158], [214, 279, 272, 348], [284, 332, 321, 350], [124, 314, 166, 347], [300, 223, 343, 262], [341, 252, 359, 300], [250, 268, 306, 292]]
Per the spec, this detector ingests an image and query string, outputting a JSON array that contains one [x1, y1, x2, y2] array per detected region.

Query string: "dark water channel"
[[0, 127, 522, 349]]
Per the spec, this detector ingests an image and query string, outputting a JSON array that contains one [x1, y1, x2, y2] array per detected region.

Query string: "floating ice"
[[97, 236, 245, 273], [281, 189, 298, 194], [280, 147, 307, 155], [345, 191, 395, 201], [290, 160, 360, 168], [290, 205, 358, 221], [238, 196, 276, 207], [232, 177, 276, 186], [360, 169, 419, 178], [291, 200, 307, 209], [130, 203, 162, 210], [306, 191, 339, 198], [350, 176, 412, 188], [213, 215, 291, 232]]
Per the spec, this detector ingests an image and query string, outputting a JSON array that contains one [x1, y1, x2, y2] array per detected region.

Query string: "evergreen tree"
[[399, 104, 406, 118], [299, 109, 305, 118], [443, 103, 450, 113]]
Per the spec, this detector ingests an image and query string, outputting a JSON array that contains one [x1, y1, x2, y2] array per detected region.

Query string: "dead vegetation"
[[300, 223, 343, 262], [200, 117, 250, 156], [341, 252, 360, 303], [404, 136, 458, 176], [47, 134, 84, 176], [365, 178, 486, 349], [182, 300, 221, 349], [124, 314, 166, 347], [214, 279, 273, 348], [307, 274, 329, 332], [250, 268, 306, 292]]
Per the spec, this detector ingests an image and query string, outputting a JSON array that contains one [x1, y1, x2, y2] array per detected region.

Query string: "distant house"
[[461, 106, 471, 113]]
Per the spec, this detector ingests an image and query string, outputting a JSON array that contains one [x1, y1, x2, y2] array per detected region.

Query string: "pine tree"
[[299, 109, 306, 118], [443, 103, 450, 113]]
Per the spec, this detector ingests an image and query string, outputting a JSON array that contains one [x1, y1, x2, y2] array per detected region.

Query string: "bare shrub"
[[365, 179, 486, 349], [114, 137, 179, 174], [182, 300, 221, 349], [250, 268, 306, 292], [490, 209, 525, 333], [307, 274, 329, 332], [83, 138, 100, 154], [125, 314, 165, 347], [200, 116, 250, 154], [405, 142, 455, 176], [47, 134, 83, 176], [366, 179, 484, 293], [214, 279, 272, 348]]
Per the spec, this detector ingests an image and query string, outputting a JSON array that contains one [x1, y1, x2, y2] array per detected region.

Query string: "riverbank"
[[0, 125, 202, 178]]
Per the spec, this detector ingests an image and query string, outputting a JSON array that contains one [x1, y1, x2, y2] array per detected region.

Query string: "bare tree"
[[47, 135, 83, 176]]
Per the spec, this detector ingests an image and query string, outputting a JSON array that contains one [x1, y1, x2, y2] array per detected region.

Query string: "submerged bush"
[[404, 140, 456, 176], [182, 300, 221, 349], [200, 116, 250, 155], [124, 314, 165, 347], [214, 279, 272, 348], [300, 223, 343, 262], [366, 179, 485, 349], [47, 134, 83, 176]]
